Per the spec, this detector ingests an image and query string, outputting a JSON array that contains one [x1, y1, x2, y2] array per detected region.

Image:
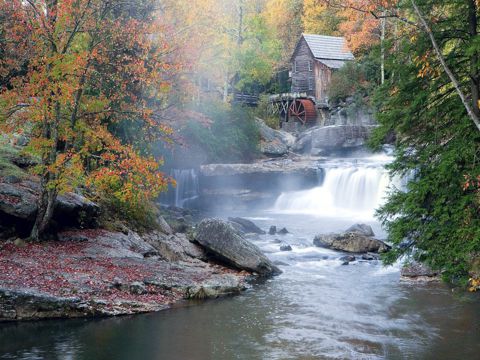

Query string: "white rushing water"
[[173, 169, 200, 207], [161, 169, 200, 208], [273, 162, 391, 219]]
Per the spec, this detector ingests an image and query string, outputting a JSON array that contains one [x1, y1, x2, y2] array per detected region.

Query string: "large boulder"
[[401, 261, 440, 281], [228, 217, 266, 234], [310, 125, 376, 155], [345, 223, 375, 237], [0, 180, 100, 231], [0, 183, 37, 220], [195, 218, 281, 276], [256, 118, 296, 158], [313, 232, 390, 253], [55, 192, 100, 228]]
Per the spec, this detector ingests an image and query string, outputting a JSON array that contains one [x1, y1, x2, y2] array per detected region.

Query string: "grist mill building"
[[290, 34, 354, 104]]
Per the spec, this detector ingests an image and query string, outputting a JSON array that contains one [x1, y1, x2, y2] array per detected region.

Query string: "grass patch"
[[0, 143, 28, 179]]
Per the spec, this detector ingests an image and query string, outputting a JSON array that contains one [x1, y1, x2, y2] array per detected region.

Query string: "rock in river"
[[313, 232, 390, 254], [345, 223, 375, 237], [228, 217, 266, 234], [277, 227, 289, 235], [280, 244, 292, 252], [269, 226, 277, 235], [339, 255, 356, 263], [195, 219, 281, 277], [401, 261, 440, 282]]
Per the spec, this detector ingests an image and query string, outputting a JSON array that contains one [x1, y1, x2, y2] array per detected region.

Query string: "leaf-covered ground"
[[0, 230, 245, 316]]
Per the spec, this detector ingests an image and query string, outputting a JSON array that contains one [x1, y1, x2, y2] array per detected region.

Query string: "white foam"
[[273, 165, 391, 219]]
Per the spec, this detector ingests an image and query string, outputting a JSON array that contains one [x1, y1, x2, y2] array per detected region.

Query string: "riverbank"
[[0, 226, 254, 321], [0, 145, 281, 322]]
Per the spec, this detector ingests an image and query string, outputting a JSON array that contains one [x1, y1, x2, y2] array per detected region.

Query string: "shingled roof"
[[302, 34, 354, 62]]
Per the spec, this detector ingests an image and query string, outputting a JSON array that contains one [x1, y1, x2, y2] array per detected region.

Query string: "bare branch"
[[411, 0, 480, 132]]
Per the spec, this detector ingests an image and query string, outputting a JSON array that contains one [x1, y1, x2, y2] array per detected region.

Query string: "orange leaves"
[[87, 142, 169, 206], [1, 0, 179, 214], [322, 0, 400, 52], [413, 52, 439, 79], [79, 123, 169, 206]]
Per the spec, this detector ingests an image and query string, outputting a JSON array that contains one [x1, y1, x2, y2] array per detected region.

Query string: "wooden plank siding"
[[291, 38, 316, 97], [314, 61, 332, 102]]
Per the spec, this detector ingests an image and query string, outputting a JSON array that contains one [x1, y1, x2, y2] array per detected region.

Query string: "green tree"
[[234, 14, 282, 92], [371, 0, 480, 283]]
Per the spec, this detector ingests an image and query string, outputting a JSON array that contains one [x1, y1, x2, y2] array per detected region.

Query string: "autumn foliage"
[[0, 0, 178, 238]]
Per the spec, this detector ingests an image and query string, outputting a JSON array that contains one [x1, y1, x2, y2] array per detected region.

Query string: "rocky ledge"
[[400, 261, 441, 282], [0, 179, 100, 237], [198, 158, 322, 210], [0, 214, 281, 322]]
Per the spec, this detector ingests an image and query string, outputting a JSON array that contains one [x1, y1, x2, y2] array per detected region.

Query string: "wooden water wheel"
[[288, 99, 317, 124]]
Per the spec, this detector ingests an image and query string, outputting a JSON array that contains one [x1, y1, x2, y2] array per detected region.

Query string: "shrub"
[[183, 101, 260, 163]]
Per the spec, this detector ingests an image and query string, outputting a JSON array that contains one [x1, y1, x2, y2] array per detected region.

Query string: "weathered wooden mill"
[[269, 34, 354, 131]]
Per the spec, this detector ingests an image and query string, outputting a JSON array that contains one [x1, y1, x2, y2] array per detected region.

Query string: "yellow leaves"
[[302, 0, 339, 36], [390, 86, 399, 96], [414, 52, 435, 79], [468, 277, 480, 292]]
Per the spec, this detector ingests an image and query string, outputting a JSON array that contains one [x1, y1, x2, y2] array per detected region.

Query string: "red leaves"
[[463, 174, 480, 192], [0, 238, 176, 306]]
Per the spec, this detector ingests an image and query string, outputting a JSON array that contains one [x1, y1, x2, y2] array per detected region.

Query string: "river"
[[1, 156, 479, 360]]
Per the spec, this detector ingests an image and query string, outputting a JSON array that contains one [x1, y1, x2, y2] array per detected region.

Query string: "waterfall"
[[273, 165, 390, 218], [162, 169, 200, 208]]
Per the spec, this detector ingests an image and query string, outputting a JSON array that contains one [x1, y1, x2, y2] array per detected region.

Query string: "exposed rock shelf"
[[0, 227, 255, 322], [198, 158, 322, 210], [293, 125, 378, 156]]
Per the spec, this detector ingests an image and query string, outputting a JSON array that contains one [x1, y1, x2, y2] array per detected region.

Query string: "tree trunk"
[[30, 101, 60, 241], [468, 0, 480, 117], [223, 72, 229, 103], [30, 0, 61, 241], [411, 0, 480, 132], [237, 0, 244, 46], [381, 11, 386, 85]]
